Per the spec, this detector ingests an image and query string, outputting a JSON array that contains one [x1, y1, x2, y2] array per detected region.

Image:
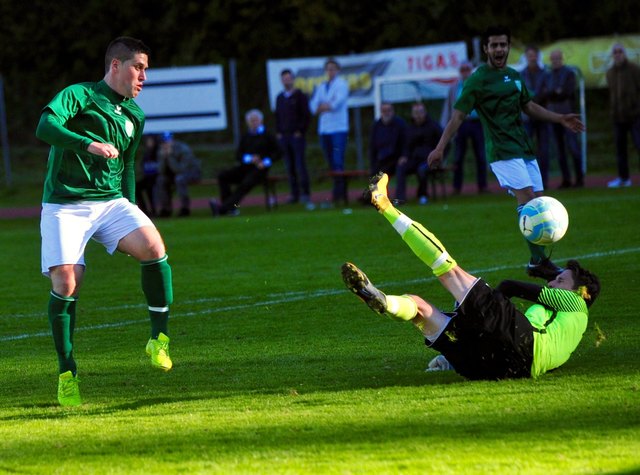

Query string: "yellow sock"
[[384, 211, 456, 277], [381, 203, 401, 222], [385, 295, 418, 321]]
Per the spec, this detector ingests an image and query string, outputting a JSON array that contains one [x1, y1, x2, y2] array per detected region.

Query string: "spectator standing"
[[309, 58, 350, 205], [275, 69, 311, 204], [542, 50, 584, 188], [156, 132, 202, 217], [520, 45, 551, 187], [209, 109, 281, 216], [606, 43, 640, 188], [369, 101, 406, 176], [441, 61, 488, 194], [136, 134, 160, 217], [396, 102, 443, 205]]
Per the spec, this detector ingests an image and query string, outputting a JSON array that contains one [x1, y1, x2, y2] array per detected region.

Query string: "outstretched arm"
[[522, 101, 585, 133], [496, 280, 586, 313], [496, 280, 543, 302]]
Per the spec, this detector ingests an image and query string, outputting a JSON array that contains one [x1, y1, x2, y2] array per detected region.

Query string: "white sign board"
[[266, 42, 467, 110], [135, 65, 227, 134]]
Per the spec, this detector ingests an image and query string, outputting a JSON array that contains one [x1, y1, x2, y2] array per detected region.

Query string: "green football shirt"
[[37, 80, 145, 204], [454, 64, 536, 163], [525, 287, 589, 378]]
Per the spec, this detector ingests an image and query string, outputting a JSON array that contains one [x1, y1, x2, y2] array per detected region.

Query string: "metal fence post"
[[0, 74, 12, 187]]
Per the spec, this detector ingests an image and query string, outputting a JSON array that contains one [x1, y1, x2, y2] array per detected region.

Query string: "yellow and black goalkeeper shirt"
[[525, 287, 589, 378]]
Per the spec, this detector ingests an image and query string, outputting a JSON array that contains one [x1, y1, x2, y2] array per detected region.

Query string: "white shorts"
[[40, 198, 154, 276], [490, 158, 544, 193]]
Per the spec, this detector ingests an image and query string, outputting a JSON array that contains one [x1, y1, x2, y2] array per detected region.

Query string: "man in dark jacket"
[[395, 102, 443, 204], [369, 102, 406, 176], [542, 50, 583, 188], [519, 45, 550, 187], [210, 109, 282, 216], [275, 69, 311, 204], [606, 43, 640, 188]]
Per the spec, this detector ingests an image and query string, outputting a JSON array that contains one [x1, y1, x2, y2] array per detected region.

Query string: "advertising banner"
[[266, 42, 468, 110], [509, 34, 640, 88], [136, 65, 227, 134]]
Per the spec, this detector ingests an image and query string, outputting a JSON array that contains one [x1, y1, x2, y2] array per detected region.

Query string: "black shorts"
[[427, 279, 534, 380]]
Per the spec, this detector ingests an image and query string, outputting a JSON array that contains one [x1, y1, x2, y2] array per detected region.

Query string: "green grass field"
[[1, 186, 639, 474]]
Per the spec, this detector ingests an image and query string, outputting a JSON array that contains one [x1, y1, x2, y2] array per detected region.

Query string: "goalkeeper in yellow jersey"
[[342, 173, 600, 380]]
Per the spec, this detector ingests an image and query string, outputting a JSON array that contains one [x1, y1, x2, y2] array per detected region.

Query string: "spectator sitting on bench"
[[395, 102, 445, 205], [156, 131, 202, 217], [369, 101, 406, 176], [210, 109, 282, 216]]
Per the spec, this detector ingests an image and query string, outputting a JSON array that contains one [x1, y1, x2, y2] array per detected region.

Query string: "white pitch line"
[[3, 247, 639, 342]]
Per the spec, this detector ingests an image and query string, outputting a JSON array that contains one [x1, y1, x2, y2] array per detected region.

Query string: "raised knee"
[[50, 268, 81, 297], [145, 240, 166, 260]]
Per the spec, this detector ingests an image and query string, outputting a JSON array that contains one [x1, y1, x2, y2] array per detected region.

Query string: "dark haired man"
[[520, 44, 550, 187], [36, 37, 174, 406], [369, 102, 406, 177], [275, 69, 311, 204], [343, 173, 600, 381], [395, 102, 442, 204], [543, 49, 584, 188], [429, 26, 585, 281]]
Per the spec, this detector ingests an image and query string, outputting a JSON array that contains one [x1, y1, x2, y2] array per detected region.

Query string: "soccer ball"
[[519, 196, 569, 245]]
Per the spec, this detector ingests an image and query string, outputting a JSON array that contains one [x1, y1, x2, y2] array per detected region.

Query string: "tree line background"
[[1, 0, 639, 145]]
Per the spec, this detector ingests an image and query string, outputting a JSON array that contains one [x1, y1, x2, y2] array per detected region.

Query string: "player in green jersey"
[[36, 37, 174, 406], [342, 173, 600, 380], [428, 26, 585, 281]]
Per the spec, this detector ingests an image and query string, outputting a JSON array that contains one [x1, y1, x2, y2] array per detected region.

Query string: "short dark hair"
[[324, 57, 340, 69], [525, 44, 540, 53], [280, 68, 293, 77], [482, 25, 511, 46], [566, 260, 601, 307], [105, 37, 150, 74]]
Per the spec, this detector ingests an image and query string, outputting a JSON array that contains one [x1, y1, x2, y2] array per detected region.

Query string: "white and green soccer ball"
[[519, 196, 569, 245]]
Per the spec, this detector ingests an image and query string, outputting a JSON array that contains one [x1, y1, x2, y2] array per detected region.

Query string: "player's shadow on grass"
[[2, 396, 205, 420], [139, 353, 465, 397]]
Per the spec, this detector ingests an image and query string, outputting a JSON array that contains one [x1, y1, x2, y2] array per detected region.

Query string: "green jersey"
[[37, 80, 145, 204], [454, 64, 536, 163], [526, 287, 589, 378]]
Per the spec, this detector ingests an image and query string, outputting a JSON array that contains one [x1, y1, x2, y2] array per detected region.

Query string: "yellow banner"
[[509, 34, 640, 88]]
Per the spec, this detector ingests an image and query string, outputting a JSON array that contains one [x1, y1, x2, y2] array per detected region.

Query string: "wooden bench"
[[323, 168, 449, 204], [200, 174, 289, 211], [324, 169, 370, 205]]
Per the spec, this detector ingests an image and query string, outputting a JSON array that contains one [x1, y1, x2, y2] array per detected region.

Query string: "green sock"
[[385, 295, 418, 321], [141, 255, 173, 339], [48, 292, 77, 375], [384, 208, 457, 277], [518, 204, 547, 263]]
